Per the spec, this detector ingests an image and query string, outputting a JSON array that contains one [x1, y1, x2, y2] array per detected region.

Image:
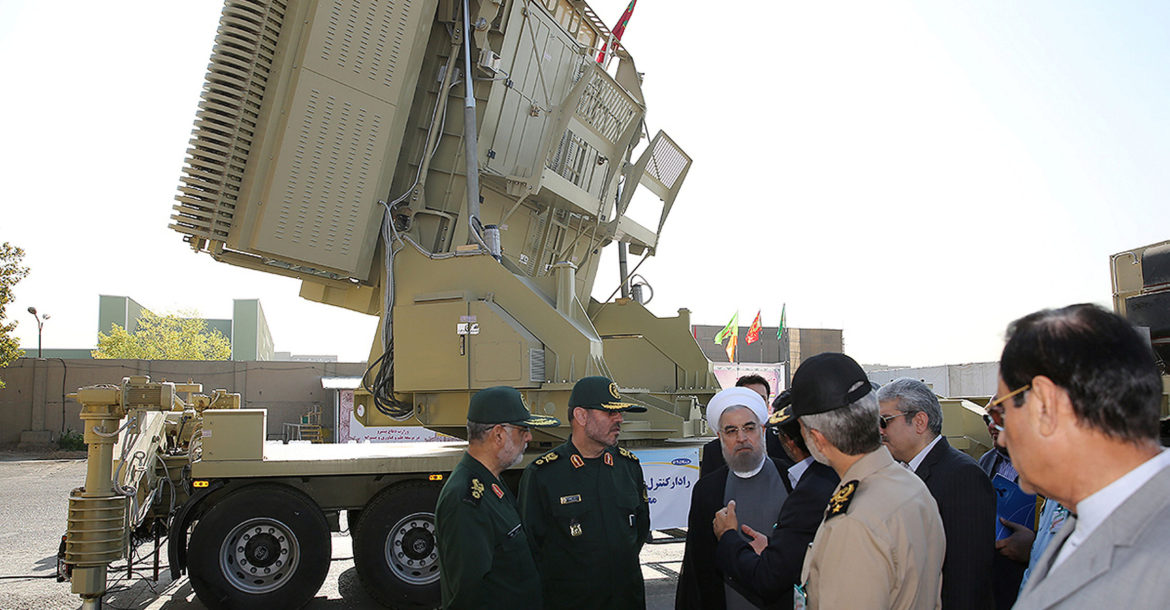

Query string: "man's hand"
[[713, 500, 739, 539], [995, 517, 1035, 564], [740, 524, 767, 555]]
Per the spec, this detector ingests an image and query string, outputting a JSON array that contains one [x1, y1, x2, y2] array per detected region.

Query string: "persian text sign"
[[337, 389, 457, 443], [631, 447, 701, 530]]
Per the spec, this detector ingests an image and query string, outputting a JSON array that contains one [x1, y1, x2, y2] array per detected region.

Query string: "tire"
[[187, 484, 331, 610], [353, 482, 442, 609]]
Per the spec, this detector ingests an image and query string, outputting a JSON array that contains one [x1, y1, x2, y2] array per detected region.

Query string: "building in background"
[[23, 295, 333, 362], [865, 362, 998, 398], [691, 324, 844, 387]]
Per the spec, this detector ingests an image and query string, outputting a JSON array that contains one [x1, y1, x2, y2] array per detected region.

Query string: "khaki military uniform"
[[800, 446, 945, 610], [518, 439, 650, 609], [436, 453, 542, 609]]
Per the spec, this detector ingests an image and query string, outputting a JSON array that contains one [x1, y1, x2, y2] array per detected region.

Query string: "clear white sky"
[[2, 0, 1168, 366]]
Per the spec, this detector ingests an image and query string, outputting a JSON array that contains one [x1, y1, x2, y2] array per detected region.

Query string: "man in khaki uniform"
[[789, 353, 945, 609]]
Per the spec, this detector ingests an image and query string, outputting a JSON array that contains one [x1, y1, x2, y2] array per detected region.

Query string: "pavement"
[[0, 454, 684, 609]]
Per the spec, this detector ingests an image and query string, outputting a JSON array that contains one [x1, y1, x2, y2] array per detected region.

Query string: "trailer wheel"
[[353, 482, 442, 608], [187, 484, 330, 610]]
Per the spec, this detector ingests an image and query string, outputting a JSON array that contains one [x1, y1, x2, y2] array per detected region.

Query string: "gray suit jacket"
[[1015, 463, 1170, 609]]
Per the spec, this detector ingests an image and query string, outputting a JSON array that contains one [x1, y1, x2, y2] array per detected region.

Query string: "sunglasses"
[[878, 411, 913, 429]]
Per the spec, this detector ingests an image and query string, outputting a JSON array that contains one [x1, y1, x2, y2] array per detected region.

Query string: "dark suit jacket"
[[978, 448, 1027, 610], [917, 437, 996, 610], [700, 431, 794, 480], [711, 461, 839, 609], [676, 458, 793, 610]]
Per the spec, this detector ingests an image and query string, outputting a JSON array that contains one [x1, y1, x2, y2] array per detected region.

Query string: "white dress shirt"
[[907, 434, 943, 473], [787, 456, 814, 489]]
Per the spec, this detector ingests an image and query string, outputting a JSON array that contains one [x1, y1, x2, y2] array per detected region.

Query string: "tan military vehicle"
[[59, 1, 720, 608], [1111, 240, 1170, 419]]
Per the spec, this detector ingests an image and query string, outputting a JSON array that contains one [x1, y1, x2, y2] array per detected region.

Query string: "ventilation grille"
[[170, 0, 288, 243], [547, 130, 601, 188], [316, 0, 410, 93], [646, 134, 688, 190], [575, 71, 636, 147], [529, 348, 546, 383]]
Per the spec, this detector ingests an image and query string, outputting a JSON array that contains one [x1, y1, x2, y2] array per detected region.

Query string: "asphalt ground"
[[0, 454, 684, 610]]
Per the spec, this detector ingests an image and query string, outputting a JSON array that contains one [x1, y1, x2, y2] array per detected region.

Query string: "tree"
[[0, 243, 30, 389], [92, 310, 232, 360]]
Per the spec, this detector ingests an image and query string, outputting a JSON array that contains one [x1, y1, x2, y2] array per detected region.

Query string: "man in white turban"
[[676, 387, 789, 609]]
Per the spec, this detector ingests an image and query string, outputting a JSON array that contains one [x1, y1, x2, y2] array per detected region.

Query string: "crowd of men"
[[433, 303, 1170, 609]]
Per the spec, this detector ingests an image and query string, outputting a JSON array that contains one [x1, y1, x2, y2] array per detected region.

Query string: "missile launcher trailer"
[[60, 0, 720, 608]]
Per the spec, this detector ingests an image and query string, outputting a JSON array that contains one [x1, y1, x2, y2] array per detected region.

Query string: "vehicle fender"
[[167, 479, 228, 579]]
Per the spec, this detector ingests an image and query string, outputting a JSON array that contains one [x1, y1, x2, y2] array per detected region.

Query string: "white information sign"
[[631, 447, 701, 530], [337, 389, 458, 443]]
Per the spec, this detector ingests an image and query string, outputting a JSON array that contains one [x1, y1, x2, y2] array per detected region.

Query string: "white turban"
[[705, 387, 768, 433]]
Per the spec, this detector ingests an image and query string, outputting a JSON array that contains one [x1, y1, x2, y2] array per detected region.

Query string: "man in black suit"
[[700, 375, 793, 479], [711, 399, 839, 608], [878, 378, 996, 610], [676, 387, 787, 609]]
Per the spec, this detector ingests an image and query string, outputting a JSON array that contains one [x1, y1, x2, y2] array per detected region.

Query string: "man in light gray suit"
[[991, 304, 1170, 609]]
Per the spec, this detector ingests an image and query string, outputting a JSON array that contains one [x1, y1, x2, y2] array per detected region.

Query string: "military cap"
[[767, 405, 793, 427], [766, 389, 793, 426], [468, 386, 560, 426], [569, 376, 647, 413], [790, 352, 872, 418]]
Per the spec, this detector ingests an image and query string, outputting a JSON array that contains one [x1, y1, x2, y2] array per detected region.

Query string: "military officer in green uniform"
[[518, 376, 652, 609], [435, 386, 559, 609]]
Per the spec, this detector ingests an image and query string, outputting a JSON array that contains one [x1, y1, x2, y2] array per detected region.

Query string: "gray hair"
[[877, 378, 943, 436], [800, 385, 881, 456], [466, 421, 494, 442]]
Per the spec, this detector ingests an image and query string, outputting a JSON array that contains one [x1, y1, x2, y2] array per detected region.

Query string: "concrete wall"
[[98, 295, 149, 336], [867, 361, 998, 398], [232, 299, 274, 361], [0, 358, 366, 446]]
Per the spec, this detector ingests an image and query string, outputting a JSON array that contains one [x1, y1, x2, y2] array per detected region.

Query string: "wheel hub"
[[385, 512, 440, 586], [244, 532, 281, 568], [220, 517, 301, 594]]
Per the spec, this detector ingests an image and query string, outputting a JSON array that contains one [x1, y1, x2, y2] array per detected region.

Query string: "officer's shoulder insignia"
[[618, 447, 639, 462], [570, 454, 585, 469], [534, 451, 558, 467], [491, 483, 504, 499], [603, 452, 614, 467], [464, 478, 485, 505], [825, 480, 858, 520]]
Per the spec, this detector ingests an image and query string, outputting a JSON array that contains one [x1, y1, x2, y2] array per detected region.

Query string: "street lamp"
[[27, 306, 49, 358]]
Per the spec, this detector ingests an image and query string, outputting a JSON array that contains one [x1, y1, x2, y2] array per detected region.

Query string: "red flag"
[[597, 0, 637, 63], [745, 310, 763, 345]]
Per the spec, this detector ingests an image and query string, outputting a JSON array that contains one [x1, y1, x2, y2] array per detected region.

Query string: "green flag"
[[714, 311, 738, 344], [776, 303, 786, 339]]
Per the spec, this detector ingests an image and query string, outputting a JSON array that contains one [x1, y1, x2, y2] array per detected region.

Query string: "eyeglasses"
[[989, 384, 1030, 408], [878, 411, 914, 429], [984, 384, 1029, 432], [501, 423, 530, 435], [720, 422, 759, 437]]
